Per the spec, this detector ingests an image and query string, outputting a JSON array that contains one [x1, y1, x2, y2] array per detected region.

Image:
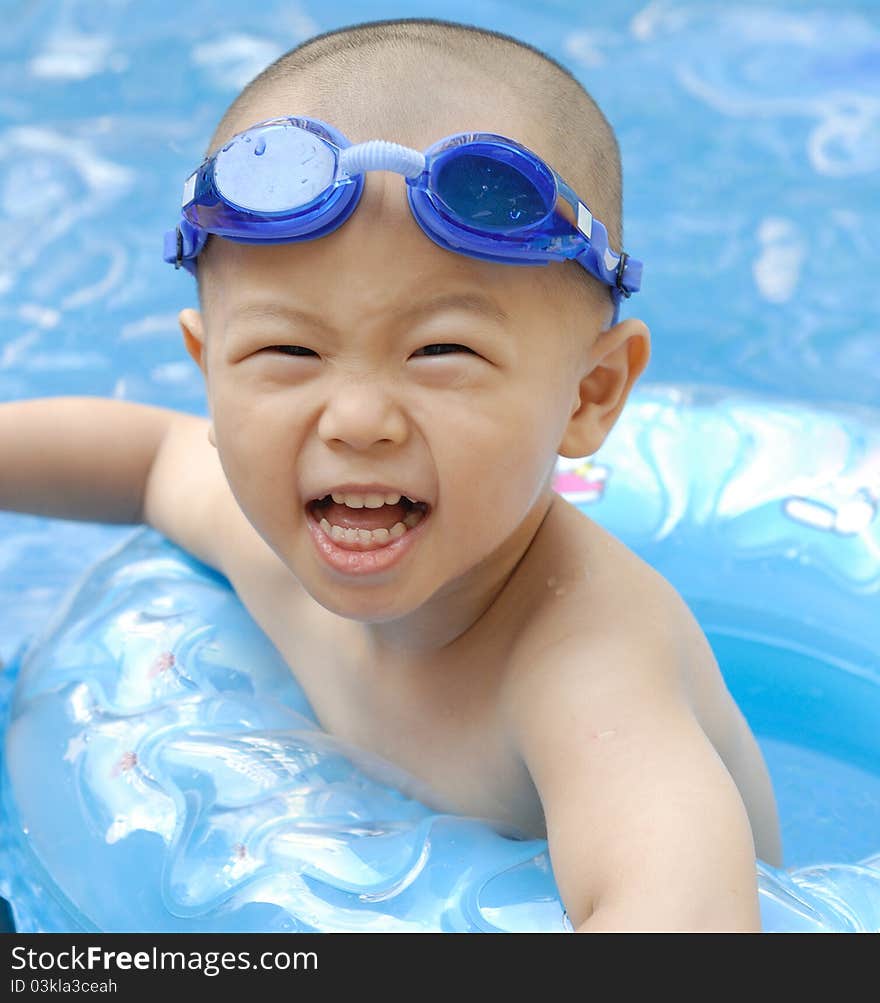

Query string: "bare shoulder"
[[501, 494, 745, 747], [144, 412, 306, 627], [498, 494, 782, 869], [502, 495, 695, 696], [497, 493, 742, 787]]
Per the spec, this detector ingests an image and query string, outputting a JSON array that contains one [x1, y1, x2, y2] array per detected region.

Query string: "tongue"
[[316, 501, 410, 530]]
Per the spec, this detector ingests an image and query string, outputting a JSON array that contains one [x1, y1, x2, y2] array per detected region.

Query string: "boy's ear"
[[178, 307, 216, 448], [179, 308, 207, 374], [558, 317, 651, 459]]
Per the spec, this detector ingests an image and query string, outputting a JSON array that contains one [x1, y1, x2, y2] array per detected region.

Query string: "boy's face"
[[181, 94, 637, 638]]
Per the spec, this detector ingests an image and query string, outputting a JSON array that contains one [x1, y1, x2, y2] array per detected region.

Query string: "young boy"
[[0, 18, 781, 931]]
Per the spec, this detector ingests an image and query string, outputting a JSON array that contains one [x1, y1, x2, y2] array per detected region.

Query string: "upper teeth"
[[330, 491, 411, 509]]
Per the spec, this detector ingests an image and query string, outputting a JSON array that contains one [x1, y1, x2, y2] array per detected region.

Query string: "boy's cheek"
[[212, 417, 297, 524]]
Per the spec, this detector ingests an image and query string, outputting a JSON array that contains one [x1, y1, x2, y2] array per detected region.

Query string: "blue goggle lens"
[[433, 152, 551, 231], [213, 123, 338, 215]]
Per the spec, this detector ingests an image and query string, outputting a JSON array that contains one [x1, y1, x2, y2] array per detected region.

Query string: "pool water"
[[1, 0, 879, 911], [716, 632, 880, 868]]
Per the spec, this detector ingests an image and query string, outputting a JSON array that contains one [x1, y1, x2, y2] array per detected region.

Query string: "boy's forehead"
[[218, 80, 556, 169]]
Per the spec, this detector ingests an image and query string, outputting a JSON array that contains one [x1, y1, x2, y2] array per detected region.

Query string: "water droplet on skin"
[[546, 577, 558, 589], [554, 587, 566, 597], [254, 136, 267, 156]]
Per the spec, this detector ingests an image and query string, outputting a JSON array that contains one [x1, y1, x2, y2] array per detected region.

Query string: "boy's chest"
[[270, 609, 547, 838]]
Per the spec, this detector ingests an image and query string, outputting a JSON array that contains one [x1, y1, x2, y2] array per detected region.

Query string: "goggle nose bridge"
[[338, 140, 427, 180]]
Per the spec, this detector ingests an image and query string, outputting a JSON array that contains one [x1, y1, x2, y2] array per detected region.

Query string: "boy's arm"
[[0, 396, 177, 524], [2, 396, 311, 752], [0, 396, 302, 614], [142, 410, 233, 571], [503, 621, 762, 933]]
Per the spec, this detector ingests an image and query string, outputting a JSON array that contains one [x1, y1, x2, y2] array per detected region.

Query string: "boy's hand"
[[502, 597, 762, 933]]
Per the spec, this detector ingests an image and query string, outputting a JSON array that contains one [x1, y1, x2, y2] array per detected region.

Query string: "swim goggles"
[[163, 115, 643, 323]]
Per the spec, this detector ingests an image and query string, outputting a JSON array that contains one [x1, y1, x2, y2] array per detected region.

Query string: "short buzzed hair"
[[199, 17, 624, 315]]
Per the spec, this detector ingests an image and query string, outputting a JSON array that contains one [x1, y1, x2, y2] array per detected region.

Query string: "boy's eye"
[[412, 343, 476, 357], [266, 344, 475, 357], [269, 345, 318, 357]]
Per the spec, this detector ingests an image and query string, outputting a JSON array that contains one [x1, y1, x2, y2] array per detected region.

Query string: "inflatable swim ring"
[[1, 383, 879, 933]]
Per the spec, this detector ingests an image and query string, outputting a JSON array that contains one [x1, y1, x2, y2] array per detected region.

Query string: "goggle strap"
[[162, 220, 207, 276], [616, 253, 642, 296], [579, 213, 643, 297], [162, 228, 179, 267]]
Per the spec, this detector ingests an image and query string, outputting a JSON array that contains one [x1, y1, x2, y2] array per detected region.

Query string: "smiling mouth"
[[307, 495, 431, 549]]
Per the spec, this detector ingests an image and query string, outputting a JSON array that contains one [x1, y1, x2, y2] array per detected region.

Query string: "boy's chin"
[[307, 586, 426, 624]]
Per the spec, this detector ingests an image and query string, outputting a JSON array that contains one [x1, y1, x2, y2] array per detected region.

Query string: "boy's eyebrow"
[[226, 292, 510, 333]]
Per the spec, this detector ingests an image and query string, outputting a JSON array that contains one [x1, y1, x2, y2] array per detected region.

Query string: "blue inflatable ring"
[[2, 383, 879, 932]]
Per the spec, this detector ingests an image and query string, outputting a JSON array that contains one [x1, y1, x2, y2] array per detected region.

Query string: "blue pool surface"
[[1, 0, 879, 921], [716, 633, 880, 868]]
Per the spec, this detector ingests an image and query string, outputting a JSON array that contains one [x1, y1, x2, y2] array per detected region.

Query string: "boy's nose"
[[316, 382, 409, 451]]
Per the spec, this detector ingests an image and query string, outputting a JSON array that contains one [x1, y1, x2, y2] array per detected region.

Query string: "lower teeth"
[[319, 509, 424, 547]]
